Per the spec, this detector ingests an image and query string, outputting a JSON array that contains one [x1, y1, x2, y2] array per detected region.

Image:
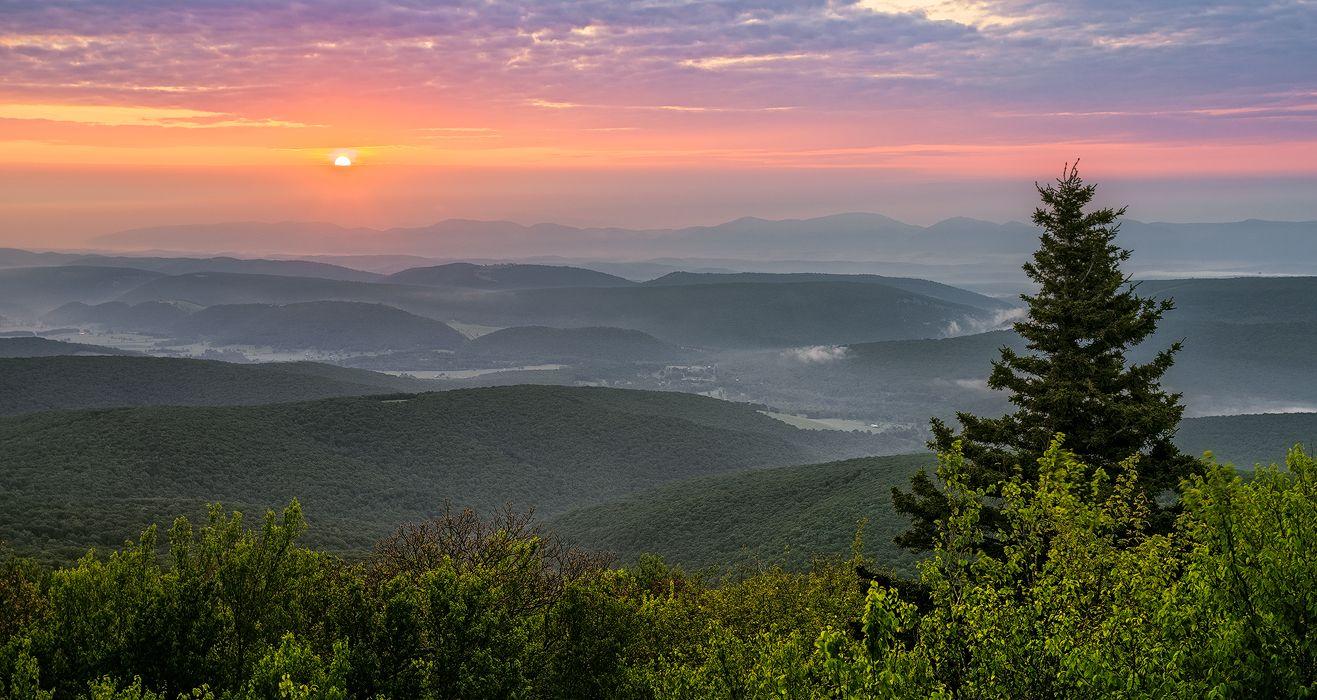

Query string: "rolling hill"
[[115, 271, 421, 307], [117, 270, 1004, 348], [551, 454, 933, 574], [549, 412, 1317, 574], [1139, 277, 1317, 325], [0, 337, 138, 358], [478, 282, 1001, 348], [643, 271, 1016, 312], [0, 386, 887, 561], [0, 266, 165, 316], [1174, 412, 1317, 467], [0, 249, 383, 282], [171, 301, 467, 351], [388, 262, 634, 289], [43, 300, 195, 333], [0, 355, 431, 416]]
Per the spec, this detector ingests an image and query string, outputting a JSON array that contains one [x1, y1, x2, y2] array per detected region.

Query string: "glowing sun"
[[333, 154, 353, 167]]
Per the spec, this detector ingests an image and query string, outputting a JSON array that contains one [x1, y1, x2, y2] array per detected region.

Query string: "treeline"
[[0, 443, 1312, 698]]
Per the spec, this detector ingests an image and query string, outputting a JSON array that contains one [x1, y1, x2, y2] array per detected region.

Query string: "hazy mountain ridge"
[[388, 262, 635, 289], [11, 265, 1008, 349], [91, 214, 1317, 272], [0, 248, 384, 282], [171, 301, 468, 352]]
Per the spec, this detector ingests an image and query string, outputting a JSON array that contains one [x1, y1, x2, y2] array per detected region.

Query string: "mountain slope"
[[1174, 412, 1317, 467], [644, 271, 1015, 311], [117, 271, 1003, 348], [0, 356, 430, 416], [115, 271, 422, 307], [1139, 277, 1317, 324], [0, 266, 165, 316], [44, 300, 194, 333], [480, 282, 999, 347], [551, 454, 933, 573], [0, 337, 138, 358], [0, 249, 383, 282], [172, 301, 467, 351], [389, 262, 634, 289], [0, 386, 886, 560], [550, 412, 1317, 574]]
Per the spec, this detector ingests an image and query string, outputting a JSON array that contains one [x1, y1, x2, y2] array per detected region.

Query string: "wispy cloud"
[[0, 103, 315, 128], [0, 0, 1313, 173]]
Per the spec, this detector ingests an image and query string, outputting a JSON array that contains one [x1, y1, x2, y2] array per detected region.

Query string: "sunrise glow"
[[0, 1, 1314, 244]]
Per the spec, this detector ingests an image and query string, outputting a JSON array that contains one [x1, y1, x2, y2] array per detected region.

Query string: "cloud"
[[944, 307, 1027, 336], [0, 0, 1313, 170], [0, 103, 314, 128], [784, 345, 851, 363]]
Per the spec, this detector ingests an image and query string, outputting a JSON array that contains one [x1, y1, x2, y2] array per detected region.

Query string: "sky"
[[1, 0, 1315, 247]]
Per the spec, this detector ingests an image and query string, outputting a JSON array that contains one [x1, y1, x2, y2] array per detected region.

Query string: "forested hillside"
[[550, 409, 1315, 574], [388, 262, 635, 289], [0, 386, 883, 561], [0, 337, 137, 358], [552, 454, 933, 573], [1175, 411, 1317, 467], [171, 301, 467, 351], [643, 271, 1015, 311], [0, 356, 429, 415]]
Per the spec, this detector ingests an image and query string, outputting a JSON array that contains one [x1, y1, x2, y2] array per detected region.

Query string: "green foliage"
[[786, 440, 1317, 698], [1, 442, 1312, 696]]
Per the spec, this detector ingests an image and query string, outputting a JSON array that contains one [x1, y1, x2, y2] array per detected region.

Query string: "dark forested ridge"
[[642, 271, 1015, 312], [0, 355, 431, 416], [388, 262, 636, 289], [0, 385, 885, 561], [1175, 411, 1317, 467], [0, 337, 138, 358], [171, 301, 467, 351]]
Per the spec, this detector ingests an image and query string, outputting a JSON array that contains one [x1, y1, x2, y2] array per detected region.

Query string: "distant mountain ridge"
[[388, 262, 634, 289], [91, 214, 1317, 272]]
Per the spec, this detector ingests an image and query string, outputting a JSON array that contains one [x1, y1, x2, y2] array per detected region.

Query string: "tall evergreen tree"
[[893, 163, 1197, 551]]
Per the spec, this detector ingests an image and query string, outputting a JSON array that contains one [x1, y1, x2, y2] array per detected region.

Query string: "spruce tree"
[[893, 163, 1197, 551]]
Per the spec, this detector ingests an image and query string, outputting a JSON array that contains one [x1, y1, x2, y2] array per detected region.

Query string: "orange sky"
[[2, 0, 1315, 247]]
